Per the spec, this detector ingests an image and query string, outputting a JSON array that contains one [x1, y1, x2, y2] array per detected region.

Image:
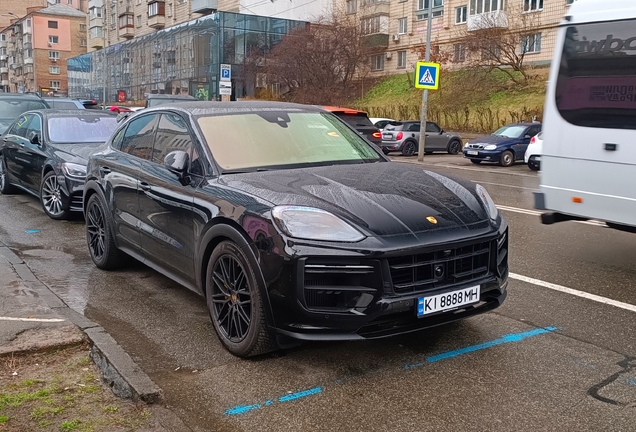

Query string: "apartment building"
[[0, 0, 86, 31], [345, 0, 575, 76], [0, 4, 88, 94]]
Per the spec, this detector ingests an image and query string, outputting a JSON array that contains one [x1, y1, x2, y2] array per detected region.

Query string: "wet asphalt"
[[1, 154, 635, 431]]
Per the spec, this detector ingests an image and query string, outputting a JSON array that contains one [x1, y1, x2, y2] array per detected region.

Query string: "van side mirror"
[[164, 150, 189, 175]]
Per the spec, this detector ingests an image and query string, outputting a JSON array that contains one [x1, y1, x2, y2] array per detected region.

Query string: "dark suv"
[[144, 93, 195, 108], [0, 93, 50, 133], [322, 107, 382, 145], [43, 98, 101, 110]]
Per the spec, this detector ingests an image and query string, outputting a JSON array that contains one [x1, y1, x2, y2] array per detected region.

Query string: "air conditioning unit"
[[385, 52, 392, 59], [392, 34, 400, 42], [48, 42, 52, 47]]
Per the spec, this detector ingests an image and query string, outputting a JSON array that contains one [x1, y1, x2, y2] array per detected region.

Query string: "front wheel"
[[401, 141, 417, 156], [447, 139, 462, 155], [206, 241, 276, 357], [40, 171, 69, 220], [470, 159, 482, 165], [499, 150, 514, 167], [0, 155, 16, 195]]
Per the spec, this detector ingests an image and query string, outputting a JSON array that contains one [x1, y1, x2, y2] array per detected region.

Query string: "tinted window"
[[526, 125, 541, 137], [426, 122, 441, 133], [11, 115, 31, 137], [408, 123, 421, 132], [48, 116, 118, 143], [556, 19, 636, 130], [27, 115, 42, 138], [152, 114, 192, 164], [0, 100, 48, 118], [120, 115, 159, 160], [384, 122, 406, 131], [50, 101, 80, 109], [335, 114, 374, 128]]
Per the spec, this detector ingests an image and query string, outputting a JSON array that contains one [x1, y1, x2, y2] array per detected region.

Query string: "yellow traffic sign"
[[414, 62, 440, 90]]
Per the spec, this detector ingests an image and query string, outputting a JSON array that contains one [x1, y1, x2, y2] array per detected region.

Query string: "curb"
[[0, 243, 163, 404]]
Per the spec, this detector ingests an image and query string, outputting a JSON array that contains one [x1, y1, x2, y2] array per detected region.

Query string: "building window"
[[521, 32, 541, 53], [148, 1, 165, 17], [80, 38, 87, 46], [90, 7, 102, 18], [49, 36, 59, 44], [49, 66, 61, 74], [398, 17, 407, 34], [453, 43, 465, 62], [137, 15, 142, 26], [346, 0, 357, 14], [371, 54, 384, 71], [361, 17, 381, 34], [25, 19, 31, 28], [50, 80, 61, 89], [566, 0, 574, 3], [470, 0, 502, 15], [49, 51, 60, 60], [455, 5, 467, 23], [90, 27, 103, 38], [418, 0, 444, 14], [524, 0, 543, 11], [397, 50, 406, 68], [48, 21, 58, 29], [80, 24, 86, 31], [119, 14, 134, 28], [68, 0, 73, 4]]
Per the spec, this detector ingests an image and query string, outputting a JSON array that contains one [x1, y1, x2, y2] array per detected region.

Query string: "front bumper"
[[60, 174, 86, 212], [262, 224, 509, 341], [463, 150, 503, 163]]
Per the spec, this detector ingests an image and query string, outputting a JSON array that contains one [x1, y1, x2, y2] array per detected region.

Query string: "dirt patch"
[[0, 343, 169, 432]]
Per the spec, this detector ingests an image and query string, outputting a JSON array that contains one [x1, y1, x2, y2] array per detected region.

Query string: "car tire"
[[425, 151, 433, 155], [470, 159, 482, 165], [447, 139, 462, 155], [499, 150, 514, 167], [382, 149, 390, 155], [85, 193, 124, 270], [206, 240, 276, 357], [0, 155, 17, 195], [528, 159, 540, 171], [40, 171, 70, 220], [401, 141, 417, 156]]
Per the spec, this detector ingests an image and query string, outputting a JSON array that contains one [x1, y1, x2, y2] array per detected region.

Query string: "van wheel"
[[499, 151, 514, 167]]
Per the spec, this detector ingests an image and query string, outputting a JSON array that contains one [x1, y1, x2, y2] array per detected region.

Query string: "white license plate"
[[382, 134, 392, 139], [467, 150, 479, 155], [535, 156, 541, 161], [417, 286, 480, 317]]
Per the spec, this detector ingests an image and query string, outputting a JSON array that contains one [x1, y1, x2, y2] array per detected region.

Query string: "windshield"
[[0, 99, 48, 119], [384, 123, 405, 131], [197, 111, 382, 171], [492, 125, 526, 138], [47, 116, 118, 143]]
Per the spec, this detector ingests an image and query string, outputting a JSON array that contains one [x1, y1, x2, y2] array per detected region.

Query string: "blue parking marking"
[[224, 326, 557, 416], [25, 230, 40, 234]]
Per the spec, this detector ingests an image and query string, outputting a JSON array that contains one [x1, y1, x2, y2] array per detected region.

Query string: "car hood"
[[50, 142, 103, 165], [219, 163, 491, 237], [468, 135, 517, 146]]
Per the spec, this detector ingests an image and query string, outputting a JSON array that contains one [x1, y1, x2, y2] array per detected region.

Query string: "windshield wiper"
[[221, 168, 271, 175]]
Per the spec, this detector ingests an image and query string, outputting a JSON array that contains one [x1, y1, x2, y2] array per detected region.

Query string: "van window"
[[555, 19, 636, 130]]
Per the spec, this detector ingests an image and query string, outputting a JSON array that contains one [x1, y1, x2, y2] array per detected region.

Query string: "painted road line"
[[496, 204, 607, 227], [510, 273, 636, 314], [223, 326, 556, 416], [393, 159, 537, 178], [0, 316, 66, 323]]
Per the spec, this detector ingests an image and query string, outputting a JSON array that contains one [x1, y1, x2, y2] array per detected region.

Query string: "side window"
[[27, 115, 42, 137], [120, 114, 159, 160], [13, 115, 31, 137], [527, 126, 540, 137], [152, 114, 192, 164], [408, 123, 420, 132], [426, 122, 441, 133], [190, 146, 204, 177], [110, 127, 126, 150]]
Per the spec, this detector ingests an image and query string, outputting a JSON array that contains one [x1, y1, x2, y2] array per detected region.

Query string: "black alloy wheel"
[[40, 171, 69, 220], [447, 139, 462, 155], [0, 156, 16, 194], [500, 150, 514, 167], [85, 194, 123, 270], [470, 159, 482, 165], [206, 241, 275, 357], [401, 141, 417, 156]]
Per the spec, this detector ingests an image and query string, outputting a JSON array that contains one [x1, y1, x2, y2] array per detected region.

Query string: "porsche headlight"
[[62, 162, 87, 179], [475, 184, 499, 221], [484, 144, 498, 150], [271, 206, 365, 242]]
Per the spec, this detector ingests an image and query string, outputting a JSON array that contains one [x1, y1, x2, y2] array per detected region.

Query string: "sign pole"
[[418, 0, 434, 162]]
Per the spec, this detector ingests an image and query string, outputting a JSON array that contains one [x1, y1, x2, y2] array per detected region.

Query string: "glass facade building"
[[68, 12, 306, 103]]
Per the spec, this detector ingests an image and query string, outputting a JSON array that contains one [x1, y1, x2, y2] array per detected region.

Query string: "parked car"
[[106, 106, 135, 114], [323, 106, 382, 145], [43, 98, 101, 110], [463, 122, 542, 167], [524, 132, 542, 171], [369, 117, 395, 130], [381, 121, 463, 156], [0, 110, 119, 219], [0, 93, 50, 134], [144, 93, 196, 108], [82, 101, 508, 357]]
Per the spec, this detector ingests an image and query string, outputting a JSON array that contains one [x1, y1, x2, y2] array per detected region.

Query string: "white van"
[[535, 0, 636, 232]]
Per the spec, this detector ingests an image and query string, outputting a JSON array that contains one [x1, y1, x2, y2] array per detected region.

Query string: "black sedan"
[[0, 110, 119, 219], [463, 122, 542, 167], [83, 102, 508, 357]]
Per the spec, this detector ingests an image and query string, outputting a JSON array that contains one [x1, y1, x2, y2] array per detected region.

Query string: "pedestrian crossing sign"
[[414, 62, 440, 90]]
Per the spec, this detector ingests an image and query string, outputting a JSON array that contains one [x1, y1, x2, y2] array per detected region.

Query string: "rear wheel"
[[40, 171, 69, 220], [528, 159, 540, 171], [447, 139, 462, 155], [470, 159, 482, 165], [401, 141, 417, 156], [499, 150, 514, 167], [206, 241, 276, 357], [86, 193, 124, 270], [0, 155, 16, 195]]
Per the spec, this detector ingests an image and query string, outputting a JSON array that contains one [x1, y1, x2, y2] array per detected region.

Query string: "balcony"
[[0, 41, 6, 48], [90, 37, 104, 49], [191, 0, 217, 14], [360, 0, 390, 17], [148, 14, 165, 29], [0, 67, 7, 74], [24, 57, 33, 65], [1, 80, 8, 86], [467, 10, 508, 31], [119, 26, 135, 38], [0, 55, 6, 61], [89, 17, 103, 27], [364, 33, 389, 48]]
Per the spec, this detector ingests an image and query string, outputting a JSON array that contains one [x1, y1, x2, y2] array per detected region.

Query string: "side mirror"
[[164, 150, 189, 175], [28, 131, 40, 145]]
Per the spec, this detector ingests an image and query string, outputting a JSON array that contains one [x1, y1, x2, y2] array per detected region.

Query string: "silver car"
[[380, 121, 463, 156]]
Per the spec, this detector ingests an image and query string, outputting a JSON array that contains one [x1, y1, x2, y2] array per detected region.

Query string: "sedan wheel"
[[40, 171, 69, 220], [447, 139, 462, 155], [206, 241, 275, 357], [401, 141, 417, 156], [499, 150, 514, 167], [0, 156, 16, 195], [528, 159, 540, 171], [86, 194, 123, 270]]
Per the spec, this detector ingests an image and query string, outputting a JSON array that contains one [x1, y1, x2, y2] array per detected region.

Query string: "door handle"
[[604, 143, 618, 151], [100, 166, 111, 174], [140, 182, 152, 191]]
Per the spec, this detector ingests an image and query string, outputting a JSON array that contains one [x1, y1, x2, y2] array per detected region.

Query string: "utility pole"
[[417, 0, 433, 162]]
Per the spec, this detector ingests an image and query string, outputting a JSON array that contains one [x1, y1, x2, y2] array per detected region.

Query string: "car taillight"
[[396, 132, 403, 140], [530, 136, 535, 144], [372, 131, 382, 139]]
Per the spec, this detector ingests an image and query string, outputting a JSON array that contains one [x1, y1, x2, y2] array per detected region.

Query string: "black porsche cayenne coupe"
[[83, 102, 508, 357]]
